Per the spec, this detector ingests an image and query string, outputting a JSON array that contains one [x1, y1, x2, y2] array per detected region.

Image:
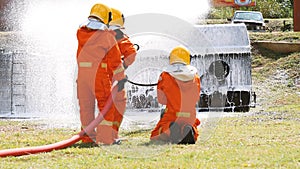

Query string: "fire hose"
[[127, 79, 157, 86], [126, 44, 158, 87], [0, 43, 154, 157], [0, 82, 155, 157], [0, 85, 118, 157]]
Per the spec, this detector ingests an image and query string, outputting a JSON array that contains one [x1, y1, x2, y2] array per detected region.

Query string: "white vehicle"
[[229, 11, 269, 31]]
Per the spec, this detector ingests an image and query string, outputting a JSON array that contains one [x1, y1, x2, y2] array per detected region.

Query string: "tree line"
[[208, 0, 294, 19]]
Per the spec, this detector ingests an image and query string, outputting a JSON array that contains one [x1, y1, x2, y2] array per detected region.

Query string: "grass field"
[[0, 97, 299, 168], [1, 30, 300, 169]]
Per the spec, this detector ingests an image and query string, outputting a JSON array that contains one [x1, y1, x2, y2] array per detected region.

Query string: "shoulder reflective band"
[[176, 112, 190, 118], [79, 62, 92, 67], [113, 66, 124, 75], [101, 63, 107, 68]]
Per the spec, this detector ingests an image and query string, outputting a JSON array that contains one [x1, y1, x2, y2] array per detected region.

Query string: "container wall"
[[126, 24, 254, 112], [0, 51, 26, 116], [0, 51, 12, 114]]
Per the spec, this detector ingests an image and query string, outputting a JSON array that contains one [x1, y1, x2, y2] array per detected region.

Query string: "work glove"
[[117, 75, 128, 92]]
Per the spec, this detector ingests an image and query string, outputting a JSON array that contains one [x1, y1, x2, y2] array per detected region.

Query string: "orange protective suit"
[[150, 66, 201, 142], [110, 29, 137, 139], [76, 25, 125, 145]]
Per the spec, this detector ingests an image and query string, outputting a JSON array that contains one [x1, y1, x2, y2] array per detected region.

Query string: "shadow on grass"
[[122, 129, 152, 136], [70, 142, 98, 149], [68, 129, 177, 149], [141, 140, 172, 146], [121, 129, 173, 146]]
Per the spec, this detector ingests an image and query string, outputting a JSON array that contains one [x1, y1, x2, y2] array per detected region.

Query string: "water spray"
[[0, 84, 118, 157]]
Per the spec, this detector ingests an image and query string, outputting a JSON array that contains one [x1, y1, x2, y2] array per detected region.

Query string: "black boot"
[[179, 125, 195, 144], [169, 122, 181, 144]]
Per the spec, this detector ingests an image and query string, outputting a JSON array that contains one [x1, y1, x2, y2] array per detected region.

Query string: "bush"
[[206, 7, 233, 19], [207, 0, 293, 19], [249, 0, 293, 18]]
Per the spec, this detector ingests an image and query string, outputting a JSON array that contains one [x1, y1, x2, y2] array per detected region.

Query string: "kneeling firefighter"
[[150, 46, 201, 144], [76, 3, 126, 145], [109, 7, 137, 141]]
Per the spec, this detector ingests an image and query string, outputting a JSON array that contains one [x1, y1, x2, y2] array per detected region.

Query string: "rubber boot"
[[96, 125, 116, 145], [81, 128, 96, 143], [169, 122, 181, 144], [179, 125, 195, 144], [112, 125, 122, 145]]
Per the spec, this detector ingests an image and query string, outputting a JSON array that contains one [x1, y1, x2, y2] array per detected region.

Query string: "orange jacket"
[[107, 29, 136, 77], [77, 26, 125, 83], [157, 72, 200, 125], [151, 70, 201, 141], [116, 32, 137, 68]]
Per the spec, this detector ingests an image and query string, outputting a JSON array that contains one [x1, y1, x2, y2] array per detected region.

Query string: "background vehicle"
[[228, 11, 269, 31]]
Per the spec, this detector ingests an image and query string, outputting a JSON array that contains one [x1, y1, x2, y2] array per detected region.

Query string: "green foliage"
[[208, 0, 293, 19], [248, 0, 293, 18], [252, 51, 300, 88], [206, 7, 233, 19]]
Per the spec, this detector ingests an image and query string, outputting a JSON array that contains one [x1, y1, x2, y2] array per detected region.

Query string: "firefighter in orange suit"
[[150, 46, 201, 144], [76, 3, 126, 145], [109, 8, 137, 141]]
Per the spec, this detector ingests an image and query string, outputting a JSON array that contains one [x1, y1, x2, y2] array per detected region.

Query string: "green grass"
[[1, 106, 299, 169], [252, 52, 299, 80]]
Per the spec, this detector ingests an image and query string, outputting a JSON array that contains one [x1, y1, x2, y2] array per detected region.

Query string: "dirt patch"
[[0, 120, 45, 132], [252, 41, 300, 54]]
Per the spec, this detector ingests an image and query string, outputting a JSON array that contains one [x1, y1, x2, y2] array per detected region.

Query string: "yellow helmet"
[[169, 46, 191, 65], [89, 3, 112, 24], [110, 8, 125, 27]]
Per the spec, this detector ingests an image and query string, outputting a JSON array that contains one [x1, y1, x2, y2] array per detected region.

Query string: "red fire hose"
[[0, 85, 118, 157]]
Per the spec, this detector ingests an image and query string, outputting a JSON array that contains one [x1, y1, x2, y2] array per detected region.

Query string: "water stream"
[[0, 1, 253, 142]]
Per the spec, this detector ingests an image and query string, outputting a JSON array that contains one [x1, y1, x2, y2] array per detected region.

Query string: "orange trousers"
[[94, 71, 116, 145], [112, 89, 127, 139]]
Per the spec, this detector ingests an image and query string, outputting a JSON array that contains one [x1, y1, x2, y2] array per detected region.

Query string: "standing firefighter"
[[150, 46, 201, 144], [76, 3, 126, 145], [109, 7, 137, 141]]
